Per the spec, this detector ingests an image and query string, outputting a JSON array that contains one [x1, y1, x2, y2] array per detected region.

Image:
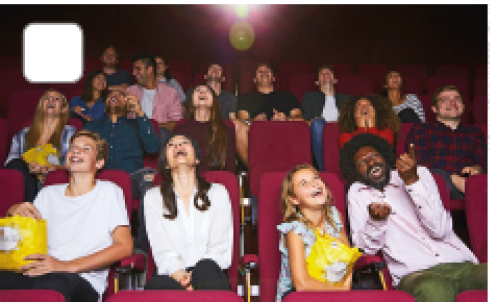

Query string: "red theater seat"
[[473, 77, 487, 97], [357, 64, 389, 93], [455, 290, 488, 302], [279, 62, 313, 90], [248, 121, 311, 197], [0, 290, 65, 302], [402, 76, 421, 95], [396, 64, 428, 93], [107, 290, 243, 302], [0, 169, 24, 216], [166, 60, 192, 91], [322, 122, 341, 175], [6, 89, 47, 141], [238, 60, 259, 94], [0, 69, 42, 117], [395, 123, 414, 157], [473, 96, 488, 125], [465, 174, 487, 263], [435, 64, 470, 79], [474, 64, 487, 79], [336, 75, 374, 95], [330, 63, 352, 76], [0, 118, 8, 163], [289, 73, 316, 102], [283, 291, 416, 302]]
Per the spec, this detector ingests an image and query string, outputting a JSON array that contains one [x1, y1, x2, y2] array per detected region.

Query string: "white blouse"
[[144, 183, 233, 275]]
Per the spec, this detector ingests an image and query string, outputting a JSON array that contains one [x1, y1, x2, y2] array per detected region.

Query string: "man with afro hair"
[[340, 133, 486, 302]]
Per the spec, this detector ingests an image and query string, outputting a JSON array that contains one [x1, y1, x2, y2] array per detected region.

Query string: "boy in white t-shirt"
[[1, 130, 133, 302]]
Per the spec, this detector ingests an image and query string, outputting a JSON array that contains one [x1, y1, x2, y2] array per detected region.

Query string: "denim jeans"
[[310, 118, 326, 171]]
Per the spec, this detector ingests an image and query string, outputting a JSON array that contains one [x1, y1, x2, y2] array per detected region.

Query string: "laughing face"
[[41, 91, 66, 116], [254, 64, 274, 86], [105, 91, 126, 115], [290, 168, 331, 209], [354, 146, 391, 191], [432, 89, 465, 121], [65, 135, 103, 173], [165, 135, 198, 169], [191, 85, 213, 109]]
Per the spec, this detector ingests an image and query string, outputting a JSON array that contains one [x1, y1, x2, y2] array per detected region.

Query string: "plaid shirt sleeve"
[[405, 123, 429, 168]]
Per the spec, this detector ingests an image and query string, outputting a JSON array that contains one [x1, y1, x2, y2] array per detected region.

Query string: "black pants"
[[5, 158, 40, 203], [431, 168, 465, 199], [144, 259, 231, 291], [0, 271, 99, 302]]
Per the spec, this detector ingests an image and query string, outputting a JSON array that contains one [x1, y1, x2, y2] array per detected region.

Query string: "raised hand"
[[396, 143, 419, 185], [272, 108, 287, 121], [368, 202, 391, 221]]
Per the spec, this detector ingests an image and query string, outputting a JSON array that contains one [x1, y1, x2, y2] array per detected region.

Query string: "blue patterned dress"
[[276, 206, 343, 301]]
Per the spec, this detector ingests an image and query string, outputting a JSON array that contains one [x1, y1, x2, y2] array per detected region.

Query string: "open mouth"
[[198, 95, 207, 101], [311, 188, 323, 198], [369, 165, 383, 178], [174, 150, 187, 158], [46, 103, 56, 109], [69, 156, 83, 164]]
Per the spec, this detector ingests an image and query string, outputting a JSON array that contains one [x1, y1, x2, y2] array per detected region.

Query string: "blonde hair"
[[25, 89, 69, 152], [281, 164, 336, 229], [69, 130, 109, 163]]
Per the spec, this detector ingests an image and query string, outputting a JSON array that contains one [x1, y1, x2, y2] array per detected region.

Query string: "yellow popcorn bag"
[[306, 229, 362, 285], [0, 215, 47, 271], [22, 143, 59, 167]]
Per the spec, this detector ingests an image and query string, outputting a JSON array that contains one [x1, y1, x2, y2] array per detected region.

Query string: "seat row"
[[0, 167, 486, 301]]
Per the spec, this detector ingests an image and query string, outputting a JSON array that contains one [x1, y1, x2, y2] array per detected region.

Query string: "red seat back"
[[249, 121, 311, 196], [465, 174, 487, 262], [474, 77, 487, 97], [282, 291, 416, 302], [258, 171, 347, 302], [473, 96, 488, 125], [166, 60, 192, 91], [0, 290, 65, 302], [336, 75, 374, 95], [322, 122, 340, 174], [7, 89, 47, 142], [357, 64, 389, 93], [0, 118, 8, 163], [0, 169, 24, 216], [455, 290, 488, 302], [279, 62, 313, 91], [474, 65, 487, 79], [435, 64, 470, 79], [396, 65, 428, 93], [289, 73, 316, 102], [402, 76, 421, 95], [146, 171, 240, 292], [143, 119, 161, 170], [395, 123, 414, 157], [330, 63, 352, 76], [107, 290, 243, 302]]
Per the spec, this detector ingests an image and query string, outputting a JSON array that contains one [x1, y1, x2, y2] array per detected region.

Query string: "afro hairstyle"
[[339, 133, 396, 186]]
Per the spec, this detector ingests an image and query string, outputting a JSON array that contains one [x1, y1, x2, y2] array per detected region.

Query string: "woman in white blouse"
[[143, 133, 233, 291]]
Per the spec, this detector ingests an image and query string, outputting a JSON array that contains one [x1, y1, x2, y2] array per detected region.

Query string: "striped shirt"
[[393, 94, 426, 122]]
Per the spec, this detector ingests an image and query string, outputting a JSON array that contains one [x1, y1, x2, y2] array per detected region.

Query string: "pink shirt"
[[127, 82, 182, 124], [347, 166, 478, 287]]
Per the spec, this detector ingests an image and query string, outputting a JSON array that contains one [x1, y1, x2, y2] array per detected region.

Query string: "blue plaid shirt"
[[84, 115, 161, 173]]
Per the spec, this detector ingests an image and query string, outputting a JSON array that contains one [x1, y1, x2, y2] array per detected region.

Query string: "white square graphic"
[[23, 23, 83, 83]]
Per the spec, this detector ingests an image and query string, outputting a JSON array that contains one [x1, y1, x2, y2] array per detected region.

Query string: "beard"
[[358, 162, 391, 191], [105, 104, 126, 115], [206, 75, 223, 83]]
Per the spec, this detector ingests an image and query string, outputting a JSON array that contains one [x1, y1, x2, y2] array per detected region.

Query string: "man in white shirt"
[[2, 130, 133, 302], [339, 133, 486, 302], [302, 65, 350, 170]]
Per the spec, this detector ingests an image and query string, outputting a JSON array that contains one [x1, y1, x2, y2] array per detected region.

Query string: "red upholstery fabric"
[[257, 171, 346, 302], [322, 122, 340, 174], [47, 83, 84, 99], [282, 291, 416, 302], [402, 76, 421, 95], [289, 73, 316, 102], [0, 290, 65, 302], [248, 121, 311, 196], [330, 63, 352, 76], [0, 69, 42, 117], [107, 290, 243, 302], [357, 64, 389, 94], [43, 169, 133, 300], [118, 59, 133, 74], [336, 75, 374, 95], [166, 60, 192, 91], [395, 123, 414, 157], [6, 89, 46, 142], [396, 65, 428, 93], [465, 174, 487, 263], [193, 72, 206, 89], [84, 58, 102, 74], [0, 118, 8, 163], [146, 171, 241, 292], [427, 76, 470, 103], [67, 88, 84, 103], [474, 65, 487, 79], [142, 119, 161, 172], [279, 62, 313, 91], [473, 96, 488, 125], [238, 60, 259, 94], [474, 78, 487, 97], [455, 290, 488, 302], [435, 64, 470, 79], [0, 169, 24, 216]]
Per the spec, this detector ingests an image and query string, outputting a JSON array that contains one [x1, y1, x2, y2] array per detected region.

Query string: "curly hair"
[[338, 95, 400, 139], [339, 133, 396, 186]]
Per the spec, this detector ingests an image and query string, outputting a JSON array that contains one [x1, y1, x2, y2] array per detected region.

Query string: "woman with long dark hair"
[[155, 56, 186, 102], [338, 95, 400, 149], [380, 70, 425, 123], [5, 89, 76, 202], [143, 133, 233, 291], [70, 70, 108, 122], [173, 84, 235, 173]]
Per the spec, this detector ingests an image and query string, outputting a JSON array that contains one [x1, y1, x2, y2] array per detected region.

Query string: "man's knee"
[[401, 272, 456, 302], [31, 273, 73, 297], [194, 259, 221, 272], [310, 118, 325, 136]]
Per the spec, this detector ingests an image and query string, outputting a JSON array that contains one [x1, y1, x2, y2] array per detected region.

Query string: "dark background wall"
[[0, 4, 486, 71]]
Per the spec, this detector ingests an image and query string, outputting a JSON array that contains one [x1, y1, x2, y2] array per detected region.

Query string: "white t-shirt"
[[321, 95, 339, 122], [141, 88, 157, 119], [144, 183, 233, 275], [33, 180, 129, 299]]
